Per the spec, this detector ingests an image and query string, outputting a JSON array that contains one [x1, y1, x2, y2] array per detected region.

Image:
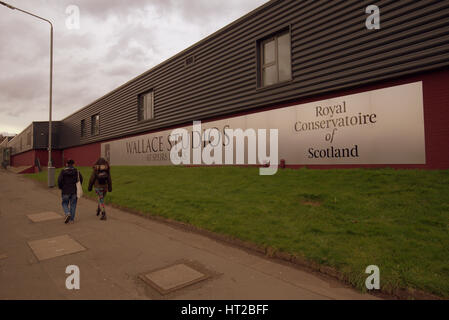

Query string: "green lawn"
[[26, 166, 449, 298]]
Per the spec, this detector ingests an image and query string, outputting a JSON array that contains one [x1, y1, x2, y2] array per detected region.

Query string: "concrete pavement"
[[0, 169, 378, 300]]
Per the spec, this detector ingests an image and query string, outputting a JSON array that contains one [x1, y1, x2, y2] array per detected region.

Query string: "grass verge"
[[26, 166, 449, 298]]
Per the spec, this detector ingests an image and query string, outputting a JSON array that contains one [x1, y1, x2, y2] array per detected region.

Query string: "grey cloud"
[[104, 27, 158, 63], [0, 72, 47, 101], [70, 0, 152, 19], [168, 0, 269, 25], [103, 61, 141, 77]]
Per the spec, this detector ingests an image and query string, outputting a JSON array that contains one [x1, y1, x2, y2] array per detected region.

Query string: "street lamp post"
[[0, 1, 55, 187]]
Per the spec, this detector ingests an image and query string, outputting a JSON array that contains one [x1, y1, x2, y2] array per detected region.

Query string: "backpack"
[[96, 170, 109, 185]]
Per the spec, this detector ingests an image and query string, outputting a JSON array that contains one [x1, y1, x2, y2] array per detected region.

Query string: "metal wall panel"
[[32, 122, 62, 150], [8, 124, 32, 155], [59, 0, 449, 149]]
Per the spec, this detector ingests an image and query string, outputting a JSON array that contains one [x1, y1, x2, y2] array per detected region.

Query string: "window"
[[185, 55, 196, 67], [81, 119, 86, 137], [27, 131, 31, 146], [259, 29, 292, 87], [138, 91, 154, 121], [91, 114, 100, 136]]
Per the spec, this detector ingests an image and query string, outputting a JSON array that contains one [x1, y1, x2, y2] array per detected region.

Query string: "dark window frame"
[[256, 25, 292, 89], [137, 90, 155, 123], [81, 119, 86, 137], [91, 114, 100, 136], [184, 55, 196, 67]]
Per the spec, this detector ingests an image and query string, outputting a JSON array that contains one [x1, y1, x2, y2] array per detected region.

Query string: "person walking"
[[58, 159, 83, 224], [88, 157, 112, 221]]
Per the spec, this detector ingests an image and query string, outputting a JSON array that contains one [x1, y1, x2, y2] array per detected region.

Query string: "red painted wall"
[[34, 150, 63, 168], [10, 150, 34, 167], [421, 69, 449, 169], [63, 143, 101, 167], [10, 149, 63, 172]]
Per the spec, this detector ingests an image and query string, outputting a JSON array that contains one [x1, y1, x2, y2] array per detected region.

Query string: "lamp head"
[[0, 1, 16, 10]]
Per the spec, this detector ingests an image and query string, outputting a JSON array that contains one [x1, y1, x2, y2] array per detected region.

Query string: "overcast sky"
[[0, 0, 268, 135]]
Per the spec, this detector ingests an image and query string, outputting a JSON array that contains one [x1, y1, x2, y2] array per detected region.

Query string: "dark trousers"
[[62, 193, 77, 221]]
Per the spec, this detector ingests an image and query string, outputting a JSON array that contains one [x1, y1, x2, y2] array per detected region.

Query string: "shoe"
[[64, 215, 71, 224], [96, 206, 100, 216], [100, 212, 107, 220]]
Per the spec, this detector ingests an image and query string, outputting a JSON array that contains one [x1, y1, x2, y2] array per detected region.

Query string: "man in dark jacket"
[[58, 159, 83, 224]]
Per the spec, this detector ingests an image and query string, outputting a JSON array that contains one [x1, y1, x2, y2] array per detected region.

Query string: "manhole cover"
[[27, 212, 62, 223], [140, 262, 210, 295], [28, 235, 86, 261]]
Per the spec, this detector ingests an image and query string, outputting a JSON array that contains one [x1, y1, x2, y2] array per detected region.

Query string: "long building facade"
[[6, 0, 449, 172]]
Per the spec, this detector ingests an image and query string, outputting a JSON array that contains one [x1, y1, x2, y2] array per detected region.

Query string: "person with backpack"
[[58, 159, 83, 224], [88, 157, 112, 220]]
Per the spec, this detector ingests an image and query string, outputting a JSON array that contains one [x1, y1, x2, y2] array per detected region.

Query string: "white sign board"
[[102, 82, 425, 165]]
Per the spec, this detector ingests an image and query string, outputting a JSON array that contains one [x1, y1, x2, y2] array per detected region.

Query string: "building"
[[0, 136, 14, 167], [7, 122, 62, 172], [7, 0, 449, 173]]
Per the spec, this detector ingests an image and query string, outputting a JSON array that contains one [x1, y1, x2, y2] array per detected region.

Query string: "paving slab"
[[27, 211, 62, 223], [27, 235, 86, 261], [141, 262, 210, 295]]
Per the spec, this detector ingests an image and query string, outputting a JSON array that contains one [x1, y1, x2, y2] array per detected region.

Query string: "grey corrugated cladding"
[[59, 0, 449, 149], [10, 122, 62, 155], [32, 122, 62, 150], [8, 124, 32, 155]]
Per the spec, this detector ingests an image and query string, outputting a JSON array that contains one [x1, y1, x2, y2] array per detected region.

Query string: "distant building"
[[0, 136, 14, 167]]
